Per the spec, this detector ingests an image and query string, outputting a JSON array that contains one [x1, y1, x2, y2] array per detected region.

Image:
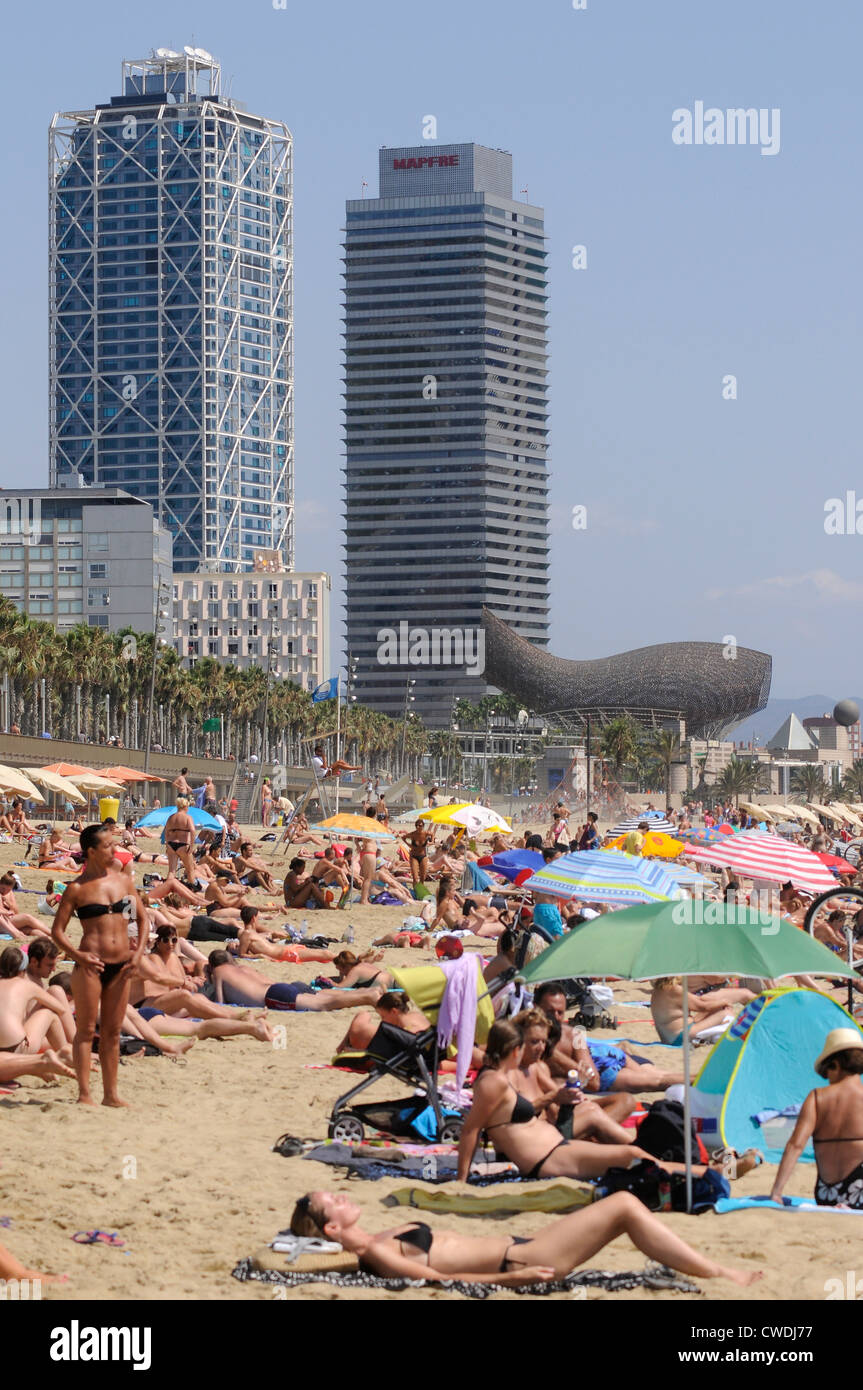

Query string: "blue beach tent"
[[693, 988, 861, 1163]]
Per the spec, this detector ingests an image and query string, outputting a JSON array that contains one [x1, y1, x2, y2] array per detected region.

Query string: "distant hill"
[[731, 696, 863, 747]]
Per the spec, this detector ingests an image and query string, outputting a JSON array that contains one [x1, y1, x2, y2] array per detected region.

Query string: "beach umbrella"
[[136, 805, 222, 831], [24, 768, 86, 805], [606, 816, 676, 836], [489, 849, 545, 883], [816, 852, 857, 877], [0, 765, 46, 803], [521, 900, 856, 1209], [521, 850, 680, 906], [677, 826, 735, 845], [686, 829, 836, 894], [42, 762, 97, 778], [423, 803, 512, 835], [312, 814, 395, 842], [662, 862, 715, 888], [100, 765, 165, 784], [775, 822, 804, 836], [68, 773, 127, 794], [605, 831, 684, 859]]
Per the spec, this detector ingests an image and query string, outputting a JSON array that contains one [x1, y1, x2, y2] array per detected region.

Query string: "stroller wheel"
[[439, 1119, 463, 1145], [329, 1114, 365, 1144]]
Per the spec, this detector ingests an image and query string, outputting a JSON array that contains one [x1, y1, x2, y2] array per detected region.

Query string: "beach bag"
[[637, 1099, 708, 1165], [600, 1161, 728, 1214]]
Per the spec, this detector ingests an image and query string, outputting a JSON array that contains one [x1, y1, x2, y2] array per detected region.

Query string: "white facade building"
[[172, 553, 329, 690]]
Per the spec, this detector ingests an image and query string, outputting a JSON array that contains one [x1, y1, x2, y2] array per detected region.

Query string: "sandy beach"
[[3, 826, 862, 1304]]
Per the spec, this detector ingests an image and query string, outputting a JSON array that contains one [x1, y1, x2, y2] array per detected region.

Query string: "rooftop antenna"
[[361, 179, 369, 199]]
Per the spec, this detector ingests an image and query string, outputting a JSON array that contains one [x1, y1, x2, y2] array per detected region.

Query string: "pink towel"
[[437, 955, 479, 1090]]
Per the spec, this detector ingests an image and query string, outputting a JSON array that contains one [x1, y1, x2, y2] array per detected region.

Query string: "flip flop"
[[72, 1230, 125, 1246]]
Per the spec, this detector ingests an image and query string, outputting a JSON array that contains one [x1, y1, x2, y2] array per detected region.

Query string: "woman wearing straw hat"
[[770, 1027, 863, 1208]]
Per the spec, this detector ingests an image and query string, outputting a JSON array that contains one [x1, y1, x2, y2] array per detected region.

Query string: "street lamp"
[[144, 580, 172, 773], [401, 678, 416, 775]]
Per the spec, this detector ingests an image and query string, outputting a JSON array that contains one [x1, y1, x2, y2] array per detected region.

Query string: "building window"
[[188, 584, 199, 601], [88, 563, 108, 580], [268, 583, 279, 600], [88, 533, 108, 553], [247, 602, 259, 619], [88, 590, 110, 609], [208, 602, 219, 619], [227, 641, 238, 657], [227, 602, 239, 619], [248, 584, 258, 600], [307, 582, 318, 598], [88, 614, 109, 628], [227, 584, 238, 600], [208, 640, 220, 655], [208, 584, 219, 599]]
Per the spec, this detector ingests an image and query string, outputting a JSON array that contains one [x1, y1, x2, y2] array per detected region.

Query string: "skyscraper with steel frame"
[[343, 144, 550, 727], [49, 49, 293, 573]]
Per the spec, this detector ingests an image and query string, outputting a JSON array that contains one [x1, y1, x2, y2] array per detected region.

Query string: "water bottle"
[[36, 896, 48, 915], [300, 918, 308, 941], [346, 923, 355, 945], [566, 1068, 583, 1096]]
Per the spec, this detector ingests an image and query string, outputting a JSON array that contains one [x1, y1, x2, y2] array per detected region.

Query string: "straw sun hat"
[[814, 1028, 863, 1077]]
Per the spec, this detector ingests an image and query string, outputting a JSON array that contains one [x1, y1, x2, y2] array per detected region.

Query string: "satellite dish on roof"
[[194, 47, 214, 62], [183, 45, 197, 58], [155, 47, 180, 58]]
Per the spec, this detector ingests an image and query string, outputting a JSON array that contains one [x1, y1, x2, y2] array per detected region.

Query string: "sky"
[[2, 0, 860, 700]]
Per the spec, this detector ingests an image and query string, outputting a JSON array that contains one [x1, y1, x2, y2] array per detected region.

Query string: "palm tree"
[[841, 761, 863, 803], [791, 764, 829, 805], [646, 729, 681, 808], [714, 756, 756, 807], [600, 716, 641, 780]]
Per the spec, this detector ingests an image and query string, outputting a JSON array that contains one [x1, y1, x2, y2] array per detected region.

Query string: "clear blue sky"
[[2, 0, 859, 699]]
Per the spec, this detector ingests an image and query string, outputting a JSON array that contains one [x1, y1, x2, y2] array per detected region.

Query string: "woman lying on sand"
[[771, 1029, 863, 1209], [328, 950, 395, 991], [335, 989, 429, 1054], [650, 977, 757, 1045], [290, 1189, 761, 1287]]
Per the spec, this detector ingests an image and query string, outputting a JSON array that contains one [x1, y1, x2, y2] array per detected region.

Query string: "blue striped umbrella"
[[521, 850, 680, 906]]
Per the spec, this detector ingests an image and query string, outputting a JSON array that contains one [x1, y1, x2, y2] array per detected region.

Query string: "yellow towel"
[[385, 1182, 595, 1216]]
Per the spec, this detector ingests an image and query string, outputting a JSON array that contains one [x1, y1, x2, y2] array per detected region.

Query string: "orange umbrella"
[[605, 831, 685, 859], [42, 762, 97, 778], [101, 765, 165, 784]]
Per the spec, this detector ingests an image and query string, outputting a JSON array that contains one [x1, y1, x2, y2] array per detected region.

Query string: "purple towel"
[[437, 955, 479, 1090]]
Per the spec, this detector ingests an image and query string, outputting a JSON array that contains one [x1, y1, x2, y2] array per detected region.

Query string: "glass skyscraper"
[[50, 49, 293, 572], [343, 144, 550, 726]]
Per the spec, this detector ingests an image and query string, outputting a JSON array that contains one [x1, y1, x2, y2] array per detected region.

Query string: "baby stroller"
[[565, 979, 618, 1031], [328, 959, 495, 1146]]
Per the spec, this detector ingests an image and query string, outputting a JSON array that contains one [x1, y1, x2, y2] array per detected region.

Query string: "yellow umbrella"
[[0, 765, 46, 803], [24, 768, 86, 805], [605, 831, 684, 859], [422, 803, 512, 835]]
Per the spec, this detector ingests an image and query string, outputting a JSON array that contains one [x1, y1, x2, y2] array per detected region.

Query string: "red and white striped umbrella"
[[686, 829, 835, 894]]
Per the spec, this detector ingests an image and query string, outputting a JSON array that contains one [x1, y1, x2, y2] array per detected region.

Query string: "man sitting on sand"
[[205, 950, 383, 1014], [284, 858, 335, 910], [129, 926, 252, 1022], [536, 983, 686, 1095], [651, 977, 757, 1046]]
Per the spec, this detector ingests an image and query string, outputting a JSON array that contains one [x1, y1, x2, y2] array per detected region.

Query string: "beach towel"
[[437, 954, 480, 1089], [466, 861, 494, 894], [713, 1195, 863, 1215], [384, 1183, 594, 1215], [302, 1142, 520, 1184], [231, 1258, 699, 1300]]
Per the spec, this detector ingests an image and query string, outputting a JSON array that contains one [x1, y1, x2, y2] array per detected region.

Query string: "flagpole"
[[335, 678, 342, 816]]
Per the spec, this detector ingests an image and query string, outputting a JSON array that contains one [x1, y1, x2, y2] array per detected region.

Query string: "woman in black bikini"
[[457, 1021, 722, 1185], [403, 820, 432, 887], [290, 1189, 761, 1287], [163, 798, 198, 883], [51, 824, 149, 1107], [771, 1028, 863, 1208]]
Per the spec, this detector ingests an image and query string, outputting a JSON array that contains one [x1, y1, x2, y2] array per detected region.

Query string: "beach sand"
[[2, 826, 861, 1303]]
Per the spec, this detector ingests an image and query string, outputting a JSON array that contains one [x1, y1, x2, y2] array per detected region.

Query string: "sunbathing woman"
[[511, 1010, 635, 1144], [37, 828, 79, 872], [402, 820, 433, 887], [328, 949, 395, 991], [336, 989, 429, 1055], [235, 909, 334, 965], [771, 1030, 863, 1208], [457, 1021, 730, 1185], [357, 842, 413, 907], [290, 1188, 762, 1288], [0, 873, 53, 941], [122, 1000, 275, 1051], [51, 824, 150, 1106], [0, 947, 75, 1064]]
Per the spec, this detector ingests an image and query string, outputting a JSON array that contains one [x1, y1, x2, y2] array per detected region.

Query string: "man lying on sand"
[[206, 951, 383, 1014], [536, 984, 686, 1094]]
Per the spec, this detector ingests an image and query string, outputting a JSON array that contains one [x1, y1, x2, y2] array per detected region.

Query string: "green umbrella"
[[521, 900, 856, 1210], [521, 901, 858, 987]]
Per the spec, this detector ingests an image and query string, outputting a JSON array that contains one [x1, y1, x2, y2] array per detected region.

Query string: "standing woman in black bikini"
[[51, 824, 149, 1107], [163, 797, 198, 883]]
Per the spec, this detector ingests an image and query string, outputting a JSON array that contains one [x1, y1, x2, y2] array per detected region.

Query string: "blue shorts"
[[588, 1042, 628, 1092], [264, 982, 312, 1012], [138, 1007, 165, 1021]]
